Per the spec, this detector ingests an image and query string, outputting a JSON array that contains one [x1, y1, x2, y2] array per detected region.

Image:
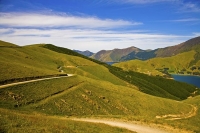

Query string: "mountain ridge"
[[74, 50, 94, 57], [92, 36, 200, 62], [91, 46, 143, 62]]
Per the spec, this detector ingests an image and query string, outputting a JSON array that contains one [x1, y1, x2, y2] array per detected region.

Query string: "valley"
[[0, 39, 200, 133]]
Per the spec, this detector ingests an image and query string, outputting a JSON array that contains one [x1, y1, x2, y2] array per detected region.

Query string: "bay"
[[172, 74, 200, 88], [106, 62, 118, 65]]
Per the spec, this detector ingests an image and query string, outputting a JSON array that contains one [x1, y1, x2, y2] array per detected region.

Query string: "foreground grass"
[[0, 76, 193, 119], [0, 108, 135, 133], [0, 76, 198, 132]]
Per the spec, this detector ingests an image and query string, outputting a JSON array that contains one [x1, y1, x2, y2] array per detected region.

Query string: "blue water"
[[172, 74, 200, 88], [106, 62, 118, 65]]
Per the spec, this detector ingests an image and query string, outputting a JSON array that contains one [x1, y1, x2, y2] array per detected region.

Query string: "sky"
[[0, 0, 200, 52]]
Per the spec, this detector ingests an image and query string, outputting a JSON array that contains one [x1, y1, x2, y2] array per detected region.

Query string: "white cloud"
[[179, 2, 200, 12], [193, 32, 200, 36], [0, 11, 196, 52], [114, 0, 200, 13], [0, 28, 193, 52], [0, 12, 142, 29]]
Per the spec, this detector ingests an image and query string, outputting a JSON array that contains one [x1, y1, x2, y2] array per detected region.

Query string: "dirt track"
[[71, 118, 171, 133], [156, 104, 197, 120], [0, 74, 74, 89]]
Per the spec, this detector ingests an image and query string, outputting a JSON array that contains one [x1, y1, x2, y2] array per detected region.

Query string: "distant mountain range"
[[91, 36, 200, 62], [113, 36, 200, 76], [74, 50, 94, 57], [90, 46, 141, 62]]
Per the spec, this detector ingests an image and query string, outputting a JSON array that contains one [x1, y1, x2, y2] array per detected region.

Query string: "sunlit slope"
[[0, 108, 134, 133], [0, 40, 18, 47], [155, 96, 200, 132], [0, 75, 192, 119], [0, 73, 199, 132], [114, 50, 199, 76], [43, 43, 198, 100], [1, 41, 197, 100], [114, 59, 163, 76], [0, 41, 127, 86], [180, 96, 200, 132]]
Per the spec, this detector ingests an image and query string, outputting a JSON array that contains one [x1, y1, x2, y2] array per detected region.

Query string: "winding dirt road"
[[156, 104, 197, 120], [71, 118, 171, 133], [0, 74, 74, 89]]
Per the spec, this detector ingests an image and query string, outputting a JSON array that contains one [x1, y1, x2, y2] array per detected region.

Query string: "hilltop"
[[0, 40, 200, 132]]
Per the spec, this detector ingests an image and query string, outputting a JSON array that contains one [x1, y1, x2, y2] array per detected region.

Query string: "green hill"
[[0, 40, 200, 132], [0, 40, 18, 47], [114, 50, 200, 76]]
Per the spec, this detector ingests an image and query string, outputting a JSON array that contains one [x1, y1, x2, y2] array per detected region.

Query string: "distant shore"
[[170, 73, 200, 77]]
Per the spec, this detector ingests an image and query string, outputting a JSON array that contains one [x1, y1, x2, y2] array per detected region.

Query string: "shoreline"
[[170, 73, 200, 77]]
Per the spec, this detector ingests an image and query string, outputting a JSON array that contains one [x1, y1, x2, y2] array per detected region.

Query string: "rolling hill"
[[0, 40, 200, 132], [114, 49, 200, 77]]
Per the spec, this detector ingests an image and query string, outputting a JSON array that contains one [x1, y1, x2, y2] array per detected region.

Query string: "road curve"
[[0, 74, 75, 89], [71, 118, 170, 133]]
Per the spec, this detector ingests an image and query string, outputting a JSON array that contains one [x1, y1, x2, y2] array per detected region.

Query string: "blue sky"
[[0, 0, 200, 52]]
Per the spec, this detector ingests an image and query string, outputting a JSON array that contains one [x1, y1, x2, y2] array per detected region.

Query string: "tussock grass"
[[0, 108, 135, 133], [0, 75, 192, 119], [0, 76, 83, 108]]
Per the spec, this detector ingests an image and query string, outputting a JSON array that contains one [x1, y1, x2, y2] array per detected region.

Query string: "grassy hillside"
[[0, 108, 135, 133], [0, 40, 199, 132], [0, 43, 106, 83], [0, 73, 198, 132], [1, 40, 198, 100], [182, 96, 200, 132], [109, 66, 198, 100], [114, 50, 200, 76], [0, 40, 18, 47], [43, 43, 198, 100]]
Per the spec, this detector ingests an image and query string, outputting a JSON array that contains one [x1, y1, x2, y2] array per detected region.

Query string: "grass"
[[0, 75, 193, 117], [109, 66, 198, 100], [0, 108, 135, 133], [0, 40, 200, 132], [0, 75, 197, 132], [114, 59, 163, 76], [0, 43, 97, 82], [0, 76, 85, 108], [42, 43, 198, 100], [143, 96, 200, 133], [114, 50, 199, 76], [0, 40, 18, 47]]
